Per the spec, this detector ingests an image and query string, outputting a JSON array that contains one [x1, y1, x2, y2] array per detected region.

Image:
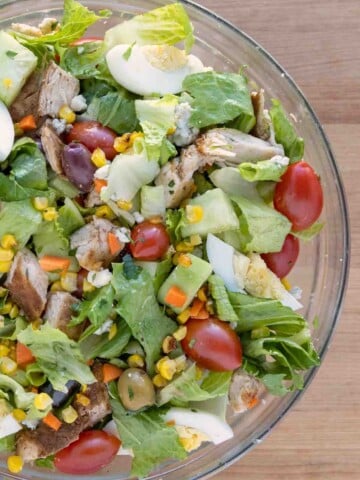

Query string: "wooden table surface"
[[196, 1, 360, 479]]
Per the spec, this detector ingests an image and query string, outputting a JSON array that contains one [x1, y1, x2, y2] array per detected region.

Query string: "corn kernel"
[[116, 199, 133, 211], [50, 280, 63, 292], [3, 78, 13, 89], [12, 409, 26, 422], [113, 133, 131, 153], [58, 104, 76, 124], [81, 384, 87, 393], [83, 278, 96, 293], [177, 253, 192, 268], [148, 215, 163, 224], [42, 207, 58, 221], [174, 354, 187, 373], [108, 323, 117, 340], [9, 305, 19, 319], [0, 302, 13, 315], [175, 241, 194, 253], [31, 319, 42, 330], [0, 261, 12, 273], [1, 235, 17, 250], [186, 205, 203, 224], [167, 126, 176, 135], [197, 287, 207, 303], [189, 234, 202, 246], [195, 366, 204, 380], [7, 455, 23, 474], [177, 308, 191, 324], [0, 287, 8, 298], [91, 148, 107, 168], [281, 277, 292, 291], [152, 374, 168, 388], [128, 354, 145, 368], [156, 356, 177, 381], [32, 197, 49, 211], [173, 326, 187, 342], [129, 131, 144, 144], [95, 205, 116, 220], [62, 405, 78, 424], [76, 393, 90, 407], [162, 335, 177, 354], [0, 345, 10, 357], [34, 393, 53, 410], [60, 271, 77, 293], [0, 357, 17, 375]]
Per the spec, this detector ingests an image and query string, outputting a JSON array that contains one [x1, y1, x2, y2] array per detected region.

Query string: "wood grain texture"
[[193, 1, 360, 479]]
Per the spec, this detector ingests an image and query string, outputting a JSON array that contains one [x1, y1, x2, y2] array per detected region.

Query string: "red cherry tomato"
[[181, 317, 242, 372], [70, 36, 103, 46], [66, 121, 117, 160], [261, 234, 300, 278], [274, 161, 323, 231], [130, 221, 170, 261], [54, 430, 120, 474]]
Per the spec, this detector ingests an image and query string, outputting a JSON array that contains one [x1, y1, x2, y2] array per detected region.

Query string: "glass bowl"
[[0, 1, 350, 479]]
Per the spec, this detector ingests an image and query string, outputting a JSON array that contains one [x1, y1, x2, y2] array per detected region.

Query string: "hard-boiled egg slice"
[[163, 407, 234, 446], [106, 44, 204, 96], [0, 100, 14, 162]]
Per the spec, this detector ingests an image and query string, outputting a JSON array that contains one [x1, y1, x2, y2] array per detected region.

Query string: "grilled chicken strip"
[[16, 382, 111, 462], [38, 61, 80, 118], [9, 70, 43, 123], [5, 249, 48, 321], [156, 127, 284, 208], [229, 369, 264, 414], [40, 120, 65, 174], [43, 292, 82, 341], [70, 217, 123, 271]]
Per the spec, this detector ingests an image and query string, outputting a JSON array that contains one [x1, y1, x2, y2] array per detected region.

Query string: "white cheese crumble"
[[268, 155, 289, 167], [115, 227, 131, 244], [170, 102, 199, 147], [94, 164, 111, 180], [22, 419, 39, 430], [94, 319, 113, 336], [51, 118, 67, 136], [133, 211, 144, 224], [87, 269, 113, 288], [70, 94, 87, 113]]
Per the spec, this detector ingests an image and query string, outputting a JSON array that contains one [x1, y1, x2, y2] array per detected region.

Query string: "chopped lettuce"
[[209, 167, 259, 200], [12, 0, 110, 47], [135, 95, 178, 161], [239, 156, 289, 182], [0, 173, 53, 202], [18, 324, 96, 392], [57, 198, 85, 236], [292, 222, 324, 241], [208, 275, 238, 323], [0, 434, 15, 453], [0, 200, 42, 248], [183, 72, 255, 131], [157, 363, 232, 406], [165, 208, 185, 244], [8, 138, 47, 190], [109, 383, 187, 478], [232, 195, 291, 253], [159, 137, 177, 166], [101, 140, 159, 203], [0, 374, 35, 409], [112, 263, 177, 374], [140, 185, 166, 220], [79, 319, 131, 360], [33, 220, 69, 257], [269, 99, 304, 163], [104, 3, 194, 53]]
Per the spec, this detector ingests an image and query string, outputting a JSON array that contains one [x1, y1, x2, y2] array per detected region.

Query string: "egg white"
[[106, 44, 204, 96], [0, 100, 15, 162]]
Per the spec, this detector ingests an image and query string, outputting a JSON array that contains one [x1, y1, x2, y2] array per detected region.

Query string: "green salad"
[[0, 0, 324, 477]]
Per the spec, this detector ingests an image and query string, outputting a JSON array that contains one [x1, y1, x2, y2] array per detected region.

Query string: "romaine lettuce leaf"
[[33, 220, 69, 257], [112, 263, 177, 374], [79, 319, 131, 361], [12, 0, 110, 47], [292, 222, 324, 241], [183, 72, 255, 130], [0, 374, 35, 409], [18, 324, 96, 392], [269, 99, 304, 163], [232, 195, 291, 253], [104, 3, 194, 53], [135, 95, 178, 161], [8, 138, 47, 190], [239, 156, 288, 182], [208, 275, 238, 323], [157, 363, 232, 406], [0, 200, 42, 248], [57, 198, 85, 236], [109, 383, 187, 478]]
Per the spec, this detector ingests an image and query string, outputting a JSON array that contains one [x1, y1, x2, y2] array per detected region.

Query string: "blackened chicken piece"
[[16, 382, 111, 462], [9, 70, 43, 123], [43, 292, 83, 340], [38, 61, 80, 118], [70, 217, 123, 271], [40, 120, 65, 174], [4, 249, 48, 321]]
